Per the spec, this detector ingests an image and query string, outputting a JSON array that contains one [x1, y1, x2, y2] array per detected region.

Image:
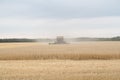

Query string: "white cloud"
[[1, 16, 120, 26], [0, 16, 120, 38]]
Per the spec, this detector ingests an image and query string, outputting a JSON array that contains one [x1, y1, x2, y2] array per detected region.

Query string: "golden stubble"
[[0, 60, 120, 80]]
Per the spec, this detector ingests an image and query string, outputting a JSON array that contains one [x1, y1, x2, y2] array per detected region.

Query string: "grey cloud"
[[0, 0, 120, 38], [0, 0, 120, 18]]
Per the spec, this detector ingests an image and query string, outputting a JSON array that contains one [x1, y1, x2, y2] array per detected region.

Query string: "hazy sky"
[[0, 0, 120, 38]]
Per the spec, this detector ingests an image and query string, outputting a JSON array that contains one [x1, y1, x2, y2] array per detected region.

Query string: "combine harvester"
[[49, 36, 67, 45]]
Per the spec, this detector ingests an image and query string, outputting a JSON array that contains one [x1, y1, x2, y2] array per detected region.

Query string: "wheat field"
[[0, 42, 120, 60], [0, 42, 120, 80]]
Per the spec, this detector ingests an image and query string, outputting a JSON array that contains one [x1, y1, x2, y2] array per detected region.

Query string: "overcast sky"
[[0, 0, 120, 38]]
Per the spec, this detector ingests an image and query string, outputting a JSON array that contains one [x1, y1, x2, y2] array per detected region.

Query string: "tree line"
[[0, 39, 36, 43], [0, 36, 120, 43], [76, 36, 120, 41]]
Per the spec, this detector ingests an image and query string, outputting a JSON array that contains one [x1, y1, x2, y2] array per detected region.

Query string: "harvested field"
[[0, 60, 120, 80]]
